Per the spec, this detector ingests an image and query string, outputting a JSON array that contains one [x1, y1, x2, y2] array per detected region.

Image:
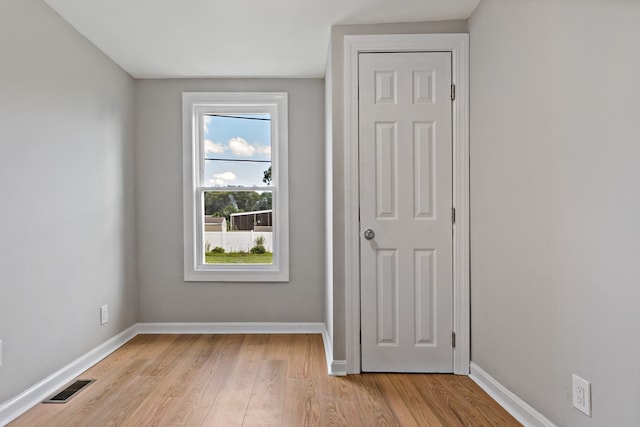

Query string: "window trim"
[[182, 92, 289, 282]]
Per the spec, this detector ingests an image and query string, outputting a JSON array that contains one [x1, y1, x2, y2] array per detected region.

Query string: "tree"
[[256, 192, 272, 210], [262, 166, 272, 185], [232, 191, 261, 212], [204, 192, 236, 217], [204, 190, 272, 224]]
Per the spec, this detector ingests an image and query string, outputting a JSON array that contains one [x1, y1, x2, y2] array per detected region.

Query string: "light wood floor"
[[10, 334, 521, 426]]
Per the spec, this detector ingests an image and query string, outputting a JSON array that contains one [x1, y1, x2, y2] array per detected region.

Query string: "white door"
[[359, 51, 453, 372]]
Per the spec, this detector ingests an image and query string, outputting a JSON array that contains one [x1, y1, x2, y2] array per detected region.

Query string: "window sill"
[[184, 263, 289, 282]]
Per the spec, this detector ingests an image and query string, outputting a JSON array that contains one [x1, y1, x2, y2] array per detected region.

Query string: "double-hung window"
[[182, 92, 288, 281]]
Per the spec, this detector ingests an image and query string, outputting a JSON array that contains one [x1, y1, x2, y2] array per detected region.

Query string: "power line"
[[205, 158, 271, 163], [205, 114, 271, 121]]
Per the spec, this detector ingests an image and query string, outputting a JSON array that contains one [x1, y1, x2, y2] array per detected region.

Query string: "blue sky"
[[203, 114, 271, 188]]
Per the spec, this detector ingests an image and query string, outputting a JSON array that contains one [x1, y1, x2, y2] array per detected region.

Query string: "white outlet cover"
[[572, 374, 592, 416], [100, 305, 109, 325]]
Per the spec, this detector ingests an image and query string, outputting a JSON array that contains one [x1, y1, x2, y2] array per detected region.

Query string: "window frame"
[[182, 92, 289, 282]]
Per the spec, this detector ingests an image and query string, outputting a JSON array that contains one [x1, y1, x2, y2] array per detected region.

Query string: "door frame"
[[343, 33, 470, 374]]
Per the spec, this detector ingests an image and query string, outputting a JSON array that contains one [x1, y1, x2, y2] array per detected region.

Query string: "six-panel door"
[[359, 51, 454, 372]]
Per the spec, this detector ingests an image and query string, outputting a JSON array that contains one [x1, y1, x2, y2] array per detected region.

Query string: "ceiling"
[[44, 0, 479, 78]]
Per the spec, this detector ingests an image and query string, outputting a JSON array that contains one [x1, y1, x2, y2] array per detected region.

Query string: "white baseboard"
[[330, 360, 348, 376], [0, 322, 332, 426], [321, 327, 334, 375], [319, 328, 346, 376], [138, 322, 353, 375], [470, 362, 556, 427], [136, 321, 326, 334], [0, 325, 138, 427], [137, 322, 347, 375]]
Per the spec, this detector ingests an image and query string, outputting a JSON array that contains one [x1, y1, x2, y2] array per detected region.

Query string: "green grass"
[[205, 252, 273, 264]]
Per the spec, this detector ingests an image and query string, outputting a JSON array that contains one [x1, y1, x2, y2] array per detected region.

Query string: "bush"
[[250, 236, 266, 254], [250, 245, 266, 254], [210, 246, 225, 254]]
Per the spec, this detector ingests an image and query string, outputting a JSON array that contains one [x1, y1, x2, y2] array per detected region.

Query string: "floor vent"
[[43, 379, 95, 403]]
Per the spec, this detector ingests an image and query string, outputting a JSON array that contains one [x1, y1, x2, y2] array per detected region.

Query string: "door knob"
[[363, 229, 375, 240]]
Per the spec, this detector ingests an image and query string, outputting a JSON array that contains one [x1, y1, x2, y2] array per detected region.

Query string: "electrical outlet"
[[100, 305, 109, 325], [572, 374, 591, 416]]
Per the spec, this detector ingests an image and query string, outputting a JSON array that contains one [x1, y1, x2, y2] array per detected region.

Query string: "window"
[[182, 92, 288, 281]]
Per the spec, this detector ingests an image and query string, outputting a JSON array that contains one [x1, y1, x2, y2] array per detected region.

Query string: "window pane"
[[204, 159, 272, 188], [203, 114, 271, 188], [203, 190, 273, 264]]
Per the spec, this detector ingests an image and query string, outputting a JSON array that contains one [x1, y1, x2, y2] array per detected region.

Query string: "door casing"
[[343, 33, 470, 374]]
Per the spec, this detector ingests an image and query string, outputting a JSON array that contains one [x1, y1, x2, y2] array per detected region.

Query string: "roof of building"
[[204, 216, 226, 224]]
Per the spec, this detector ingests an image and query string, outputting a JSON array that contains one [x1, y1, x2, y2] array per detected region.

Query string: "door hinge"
[[451, 207, 456, 224], [452, 332, 456, 348], [451, 84, 456, 101]]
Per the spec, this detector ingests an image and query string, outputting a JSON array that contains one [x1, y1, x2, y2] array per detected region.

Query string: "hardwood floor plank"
[[288, 334, 323, 379], [319, 399, 364, 427], [130, 334, 179, 361], [320, 376, 358, 403], [16, 359, 156, 427], [183, 335, 246, 425], [264, 333, 292, 360], [148, 336, 220, 399], [408, 374, 474, 426], [349, 375, 400, 426], [9, 334, 522, 427], [156, 335, 243, 426], [201, 341, 264, 427], [433, 373, 520, 427], [70, 375, 163, 427], [242, 334, 268, 345], [282, 378, 321, 427], [55, 359, 156, 427], [377, 374, 446, 427], [119, 396, 174, 427], [140, 335, 201, 377], [242, 359, 287, 426]]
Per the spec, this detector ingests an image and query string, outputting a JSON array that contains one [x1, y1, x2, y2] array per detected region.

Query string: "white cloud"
[[228, 137, 270, 157], [256, 145, 271, 156], [203, 116, 212, 133], [209, 171, 237, 186], [228, 137, 256, 156], [204, 139, 225, 154]]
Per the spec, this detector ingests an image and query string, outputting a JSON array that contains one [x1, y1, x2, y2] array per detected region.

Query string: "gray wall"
[[0, 0, 137, 403], [135, 79, 325, 322], [326, 20, 468, 361], [469, 1, 640, 425]]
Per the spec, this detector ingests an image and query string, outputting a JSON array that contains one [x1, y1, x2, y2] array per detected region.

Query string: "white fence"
[[204, 230, 273, 253]]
